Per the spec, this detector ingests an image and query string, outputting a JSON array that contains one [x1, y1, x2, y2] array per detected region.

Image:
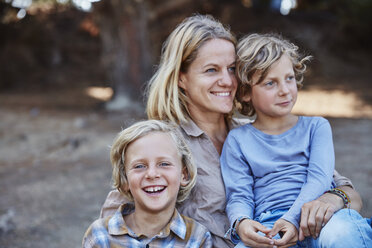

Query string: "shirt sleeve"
[[220, 131, 255, 229], [82, 222, 103, 248], [333, 169, 354, 188], [200, 231, 213, 248], [282, 118, 335, 229]]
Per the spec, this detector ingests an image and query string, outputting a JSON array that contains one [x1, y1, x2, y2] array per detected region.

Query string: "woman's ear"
[[178, 73, 187, 90], [180, 166, 190, 187]]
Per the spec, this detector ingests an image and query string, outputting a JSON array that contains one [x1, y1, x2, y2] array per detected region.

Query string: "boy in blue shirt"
[[221, 33, 372, 247]]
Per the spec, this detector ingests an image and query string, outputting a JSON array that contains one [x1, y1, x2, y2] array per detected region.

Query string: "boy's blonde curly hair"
[[236, 33, 312, 116]]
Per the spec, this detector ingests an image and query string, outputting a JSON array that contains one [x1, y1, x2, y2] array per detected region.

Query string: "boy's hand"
[[237, 219, 275, 248], [268, 218, 298, 248]]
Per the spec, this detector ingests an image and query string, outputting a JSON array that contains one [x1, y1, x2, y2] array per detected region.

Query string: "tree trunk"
[[93, 0, 152, 111]]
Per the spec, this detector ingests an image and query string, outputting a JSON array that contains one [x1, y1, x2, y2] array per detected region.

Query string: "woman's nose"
[[217, 69, 235, 87]]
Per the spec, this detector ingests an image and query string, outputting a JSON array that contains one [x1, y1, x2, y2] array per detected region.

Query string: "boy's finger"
[[273, 231, 296, 246], [241, 232, 275, 248], [248, 232, 275, 246], [256, 223, 271, 234]]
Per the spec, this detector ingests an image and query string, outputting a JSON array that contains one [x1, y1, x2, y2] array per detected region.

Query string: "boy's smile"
[[124, 132, 188, 214]]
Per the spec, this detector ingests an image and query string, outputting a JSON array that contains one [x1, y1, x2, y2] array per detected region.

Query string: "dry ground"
[[0, 89, 371, 248]]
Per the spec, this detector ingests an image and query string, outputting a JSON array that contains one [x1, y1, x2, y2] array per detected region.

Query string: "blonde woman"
[[100, 14, 363, 247]]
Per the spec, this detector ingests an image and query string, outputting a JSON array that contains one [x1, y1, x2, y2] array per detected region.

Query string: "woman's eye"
[[228, 66, 236, 73], [265, 81, 274, 86], [206, 68, 216, 73]]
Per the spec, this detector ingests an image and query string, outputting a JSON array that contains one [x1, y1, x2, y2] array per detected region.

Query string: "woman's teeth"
[[213, 92, 230, 96]]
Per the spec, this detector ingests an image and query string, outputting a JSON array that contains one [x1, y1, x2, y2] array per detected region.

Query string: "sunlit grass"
[[293, 89, 372, 118], [83, 86, 372, 118], [85, 87, 113, 101]]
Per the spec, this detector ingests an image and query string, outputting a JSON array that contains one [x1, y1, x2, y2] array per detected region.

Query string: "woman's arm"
[[299, 184, 362, 241]]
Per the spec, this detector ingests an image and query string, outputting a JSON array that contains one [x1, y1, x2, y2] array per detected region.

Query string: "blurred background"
[[0, 0, 371, 247]]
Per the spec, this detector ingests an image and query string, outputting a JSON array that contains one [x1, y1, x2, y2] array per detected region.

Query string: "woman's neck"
[[253, 114, 298, 135], [124, 207, 174, 238], [189, 110, 228, 154]]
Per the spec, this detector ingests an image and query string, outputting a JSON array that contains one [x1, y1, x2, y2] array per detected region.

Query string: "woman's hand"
[[268, 218, 298, 248], [237, 219, 275, 248], [299, 185, 362, 241]]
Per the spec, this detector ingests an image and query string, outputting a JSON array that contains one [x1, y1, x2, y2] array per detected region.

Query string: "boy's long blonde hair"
[[110, 120, 196, 203], [146, 14, 236, 123], [236, 33, 312, 116]]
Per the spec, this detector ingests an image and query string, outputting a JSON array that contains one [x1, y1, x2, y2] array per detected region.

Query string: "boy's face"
[[124, 132, 188, 215], [242, 54, 298, 119]]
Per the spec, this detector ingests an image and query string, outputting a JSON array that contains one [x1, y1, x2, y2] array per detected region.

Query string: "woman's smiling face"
[[179, 38, 237, 118]]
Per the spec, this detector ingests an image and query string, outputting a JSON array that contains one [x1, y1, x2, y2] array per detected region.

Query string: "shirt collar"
[[108, 203, 134, 236], [180, 116, 252, 137], [107, 203, 187, 240], [179, 118, 204, 137]]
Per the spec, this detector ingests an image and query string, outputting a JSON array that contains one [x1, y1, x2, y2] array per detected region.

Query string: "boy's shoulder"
[[231, 116, 254, 129], [82, 216, 112, 247], [180, 213, 210, 233], [300, 115, 330, 126], [178, 213, 212, 247]]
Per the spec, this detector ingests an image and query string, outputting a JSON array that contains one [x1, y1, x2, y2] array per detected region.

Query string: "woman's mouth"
[[211, 91, 231, 97]]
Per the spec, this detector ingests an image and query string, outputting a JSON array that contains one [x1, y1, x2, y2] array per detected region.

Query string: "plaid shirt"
[[83, 203, 212, 248]]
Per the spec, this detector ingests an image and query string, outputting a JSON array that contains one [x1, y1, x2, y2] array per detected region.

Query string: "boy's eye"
[[159, 162, 171, 167], [286, 75, 295, 81], [265, 81, 274, 86], [133, 164, 146, 169]]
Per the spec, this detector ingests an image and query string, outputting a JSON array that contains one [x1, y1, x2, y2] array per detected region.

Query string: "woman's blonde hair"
[[146, 14, 236, 123], [110, 120, 196, 203], [236, 33, 312, 116]]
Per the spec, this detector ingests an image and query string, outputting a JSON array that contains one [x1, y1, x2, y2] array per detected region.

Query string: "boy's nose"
[[279, 82, 290, 94], [145, 166, 160, 179]]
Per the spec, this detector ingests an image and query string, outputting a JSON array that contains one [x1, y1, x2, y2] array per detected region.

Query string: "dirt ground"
[[0, 89, 371, 248]]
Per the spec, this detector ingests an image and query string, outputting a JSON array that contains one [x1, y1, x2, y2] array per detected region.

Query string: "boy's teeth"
[[145, 186, 165, 192]]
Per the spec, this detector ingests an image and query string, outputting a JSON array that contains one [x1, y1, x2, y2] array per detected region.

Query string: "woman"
[[100, 14, 363, 247]]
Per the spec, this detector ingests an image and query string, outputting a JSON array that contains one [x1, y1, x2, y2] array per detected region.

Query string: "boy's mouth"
[[143, 186, 166, 194]]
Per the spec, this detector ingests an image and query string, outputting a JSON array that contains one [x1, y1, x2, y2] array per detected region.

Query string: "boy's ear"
[[180, 166, 190, 187], [178, 73, 187, 90]]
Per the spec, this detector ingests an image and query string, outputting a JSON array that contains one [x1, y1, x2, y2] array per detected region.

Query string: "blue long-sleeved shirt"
[[220, 116, 335, 229]]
